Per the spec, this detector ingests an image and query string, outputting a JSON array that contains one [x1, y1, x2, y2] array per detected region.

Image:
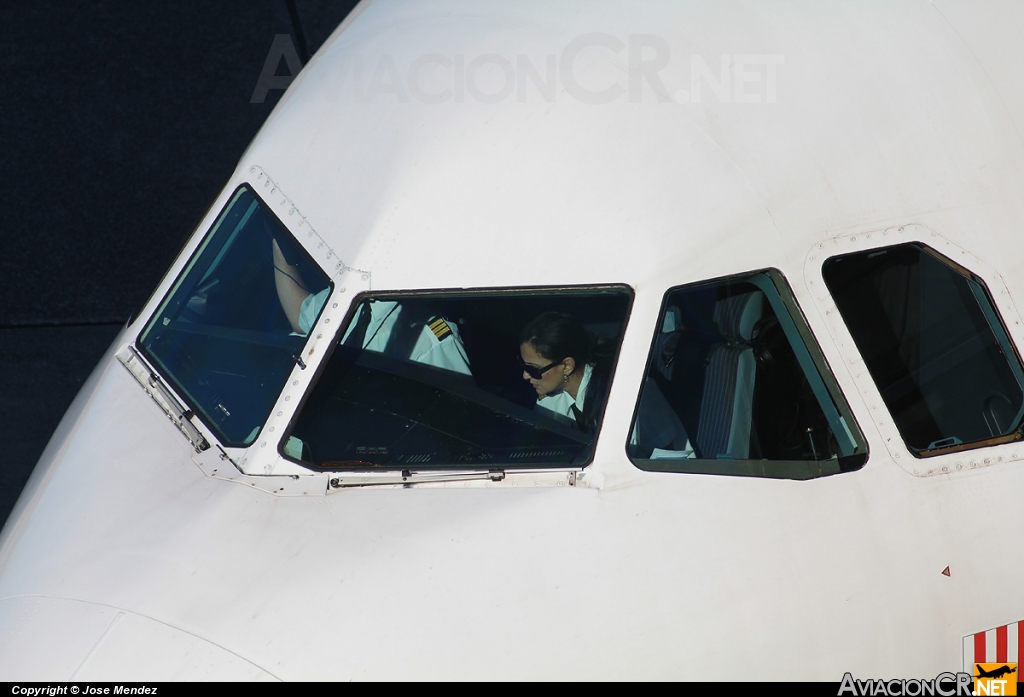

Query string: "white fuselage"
[[3, 0, 1024, 680]]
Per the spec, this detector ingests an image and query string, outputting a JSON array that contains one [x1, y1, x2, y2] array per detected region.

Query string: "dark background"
[[0, 1, 359, 529]]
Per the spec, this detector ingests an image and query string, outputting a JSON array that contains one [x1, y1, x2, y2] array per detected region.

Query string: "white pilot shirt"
[[534, 364, 694, 455], [535, 363, 594, 424], [298, 291, 471, 375], [297, 288, 330, 336]]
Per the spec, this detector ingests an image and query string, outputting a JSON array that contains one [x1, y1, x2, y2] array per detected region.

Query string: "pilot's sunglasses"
[[519, 356, 563, 380]]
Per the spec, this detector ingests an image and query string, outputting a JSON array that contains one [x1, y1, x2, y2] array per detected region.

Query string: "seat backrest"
[[695, 292, 763, 459]]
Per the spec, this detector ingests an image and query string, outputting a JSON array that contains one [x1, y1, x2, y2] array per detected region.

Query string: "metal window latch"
[[293, 354, 307, 370]]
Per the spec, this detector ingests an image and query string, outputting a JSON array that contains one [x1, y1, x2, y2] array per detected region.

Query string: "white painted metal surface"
[[3, 0, 1024, 680]]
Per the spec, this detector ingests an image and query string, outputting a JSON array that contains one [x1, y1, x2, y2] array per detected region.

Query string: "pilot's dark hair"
[[520, 311, 610, 376]]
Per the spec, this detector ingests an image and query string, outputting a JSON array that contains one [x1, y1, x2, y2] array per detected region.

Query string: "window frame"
[[627, 268, 868, 480], [821, 241, 1024, 458], [278, 283, 636, 473], [136, 184, 333, 448]]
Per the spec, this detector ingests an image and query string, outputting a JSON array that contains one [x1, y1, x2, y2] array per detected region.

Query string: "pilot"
[[518, 311, 611, 433], [272, 239, 471, 375], [519, 311, 691, 454]]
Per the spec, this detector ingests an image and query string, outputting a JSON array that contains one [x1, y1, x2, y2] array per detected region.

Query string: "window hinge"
[[330, 468, 506, 488], [118, 345, 209, 453]]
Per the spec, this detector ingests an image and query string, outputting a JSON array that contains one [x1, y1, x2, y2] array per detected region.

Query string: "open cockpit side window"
[[138, 185, 331, 446], [628, 270, 867, 479], [823, 243, 1024, 457], [284, 288, 632, 471]]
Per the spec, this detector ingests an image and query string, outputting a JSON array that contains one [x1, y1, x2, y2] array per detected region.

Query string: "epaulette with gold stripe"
[[428, 317, 452, 341]]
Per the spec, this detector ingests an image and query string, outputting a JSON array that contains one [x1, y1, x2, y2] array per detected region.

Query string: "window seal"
[[626, 268, 868, 481], [822, 241, 1024, 459], [134, 183, 333, 449], [278, 283, 636, 474]]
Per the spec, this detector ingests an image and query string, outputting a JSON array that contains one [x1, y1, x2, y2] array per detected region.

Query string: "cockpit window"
[[284, 287, 632, 470], [823, 243, 1024, 456], [138, 185, 330, 446], [628, 270, 867, 479]]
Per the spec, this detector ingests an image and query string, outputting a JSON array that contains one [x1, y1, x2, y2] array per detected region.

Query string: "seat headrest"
[[713, 292, 763, 343], [662, 305, 683, 333]]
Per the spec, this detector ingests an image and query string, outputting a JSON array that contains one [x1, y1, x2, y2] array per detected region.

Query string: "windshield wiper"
[[329, 468, 506, 489], [118, 345, 209, 453]]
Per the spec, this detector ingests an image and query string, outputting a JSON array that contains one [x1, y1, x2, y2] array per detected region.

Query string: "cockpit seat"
[[694, 291, 763, 459]]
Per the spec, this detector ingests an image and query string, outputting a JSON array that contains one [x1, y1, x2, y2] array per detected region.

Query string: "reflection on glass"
[[629, 270, 866, 479], [287, 289, 632, 470], [823, 243, 1024, 455], [139, 186, 330, 446]]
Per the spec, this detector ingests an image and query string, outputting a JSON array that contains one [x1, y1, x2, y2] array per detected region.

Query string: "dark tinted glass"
[[139, 186, 330, 446], [287, 288, 632, 470], [628, 270, 866, 480], [823, 243, 1024, 455]]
